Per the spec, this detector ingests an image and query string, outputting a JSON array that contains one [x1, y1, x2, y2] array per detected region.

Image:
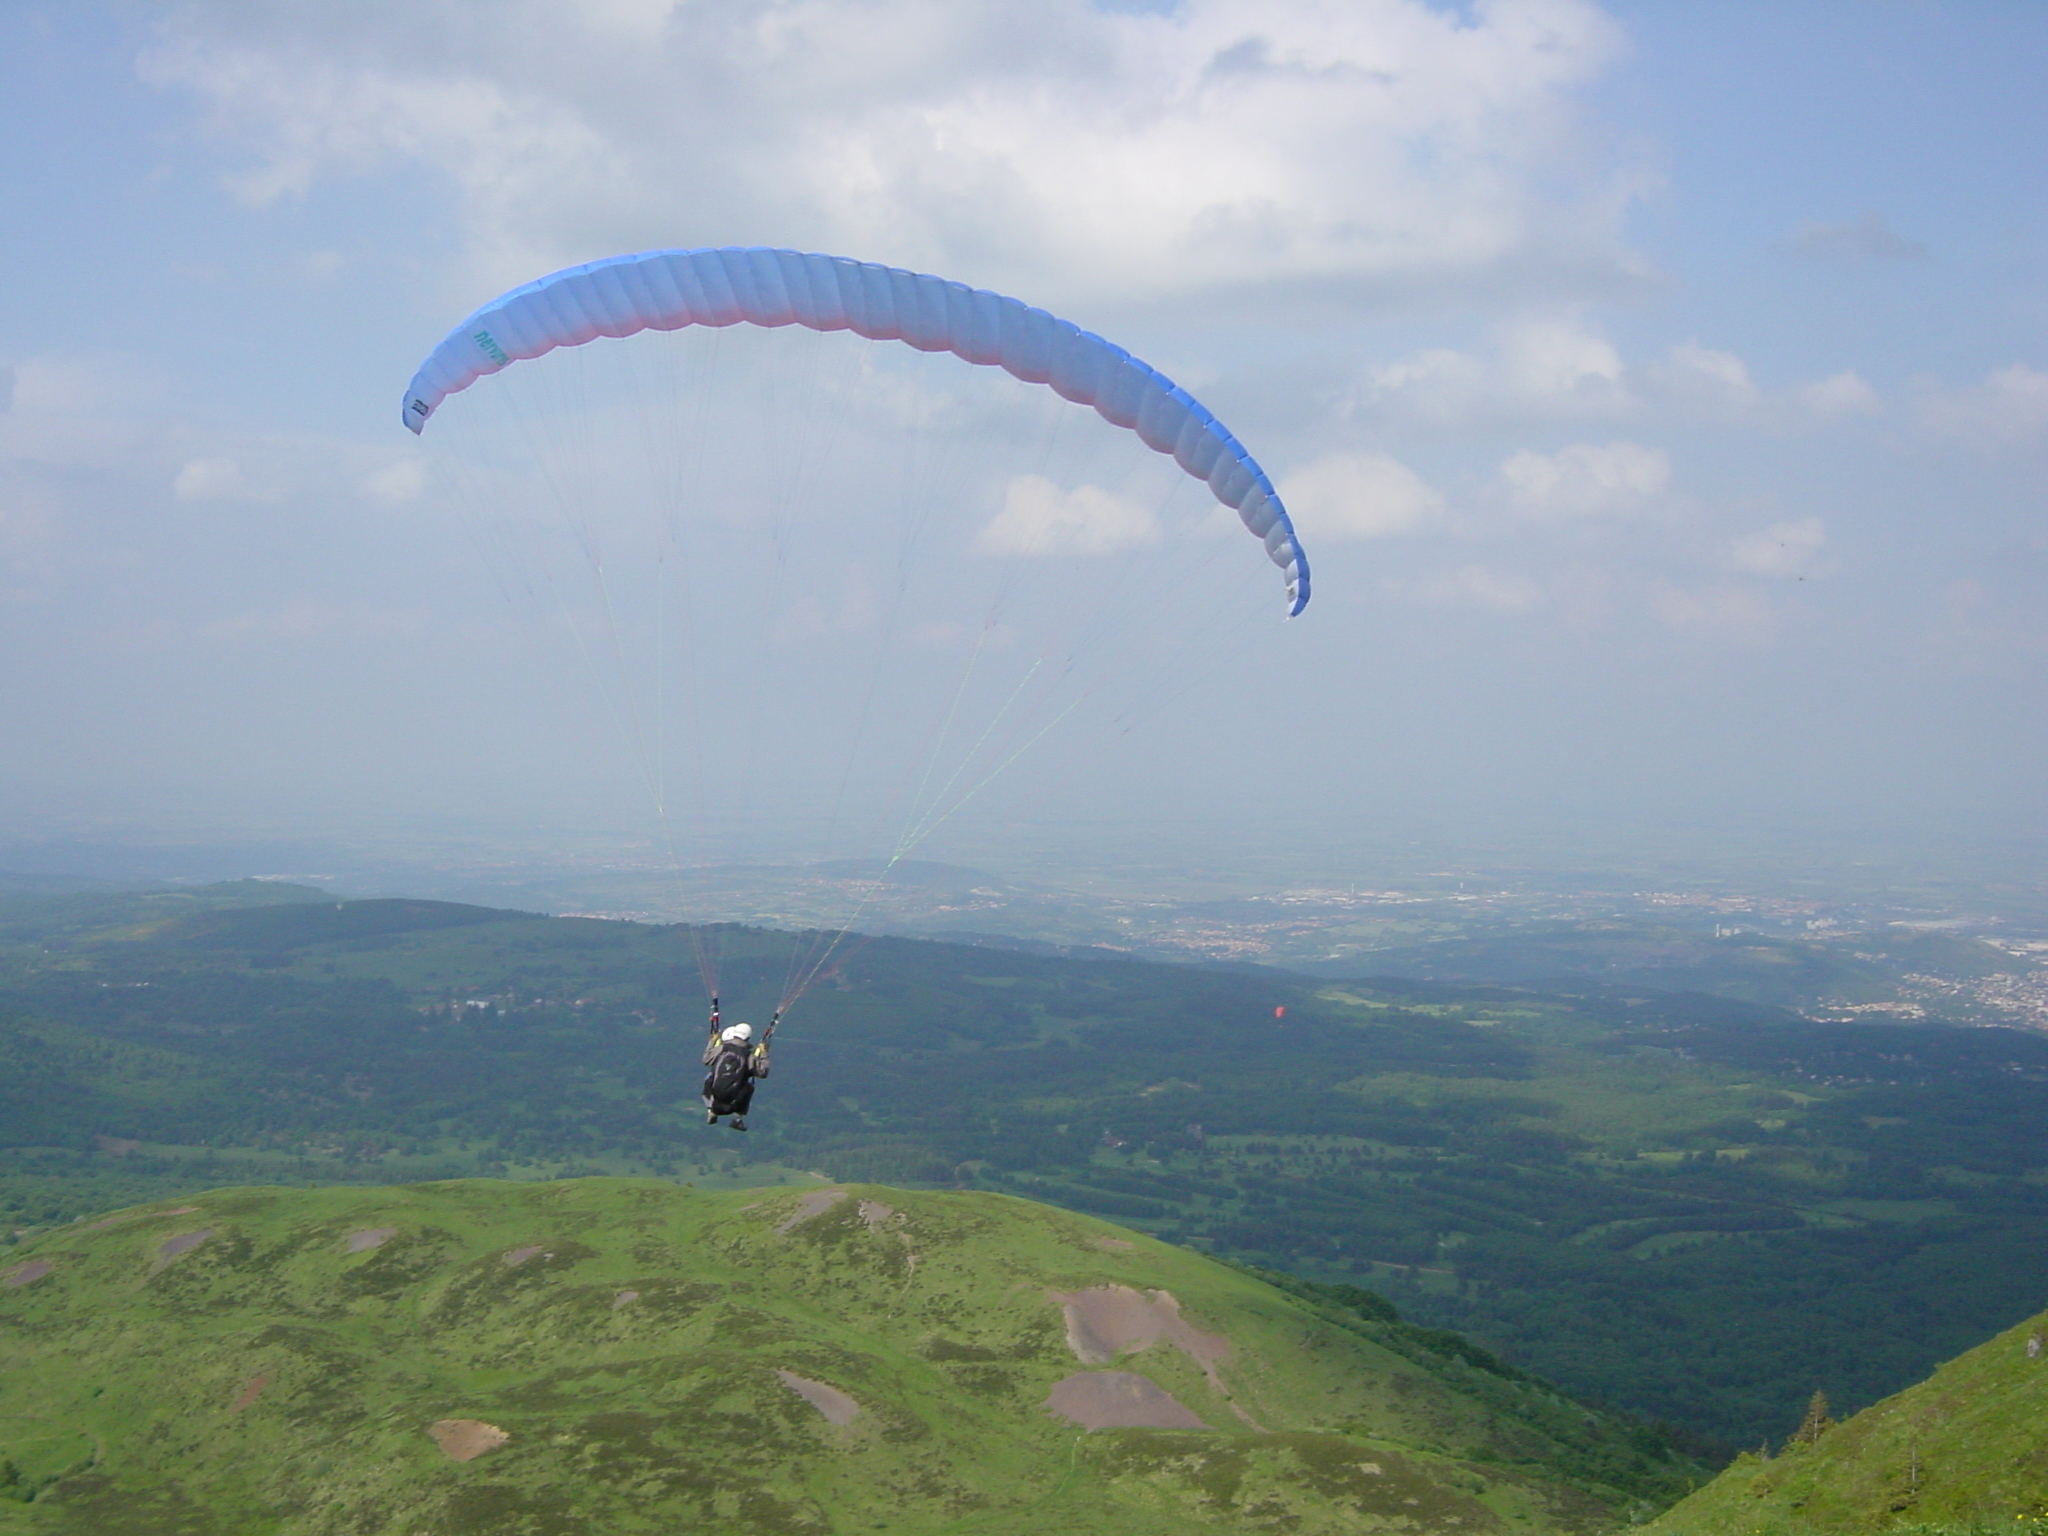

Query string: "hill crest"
[[0, 1177, 1691, 1535]]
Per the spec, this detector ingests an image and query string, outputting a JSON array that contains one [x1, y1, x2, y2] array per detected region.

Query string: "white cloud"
[[1413, 564, 1542, 612], [977, 475, 1161, 557], [1277, 451, 1443, 540], [1499, 440, 1669, 517], [1642, 340, 1756, 418], [1982, 363, 2048, 437], [1918, 363, 2048, 449], [1355, 315, 1632, 426], [1728, 517, 1826, 579], [142, 0, 1644, 308], [362, 457, 428, 506], [1648, 582, 1777, 646], [173, 456, 259, 502], [1352, 330, 1888, 435], [1798, 370, 1880, 420], [1498, 317, 1627, 405], [10, 355, 162, 417]]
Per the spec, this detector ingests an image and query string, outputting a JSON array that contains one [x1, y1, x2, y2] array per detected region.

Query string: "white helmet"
[[721, 1022, 753, 1044]]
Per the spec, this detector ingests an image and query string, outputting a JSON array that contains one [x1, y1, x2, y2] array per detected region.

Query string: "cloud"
[[1917, 362, 2048, 449], [1277, 451, 1443, 540], [1641, 340, 1756, 418], [1788, 211, 1927, 262], [362, 457, 428, 506], [0, 365, 13, 414], [172, 456, 260, 502], [1648, 582, 1776, 646], [977, 475, 1161, 556], [1354, 329, 1888, 435], [142, 0, 1646, 309], [1728, 517, 1825, 579], [1499, 317, 1628, 405], [1499, 440, 1669, 516], [1413, 564, 1542, 612], [1798, 370, 1880, 420], [1355, 315, 1631, 426], [8, 355, 162, 417]]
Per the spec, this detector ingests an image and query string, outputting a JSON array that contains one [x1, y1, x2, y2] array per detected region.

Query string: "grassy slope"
[[0, 1179, 1689, 1536], [1642, 1305, 2048, 1536]]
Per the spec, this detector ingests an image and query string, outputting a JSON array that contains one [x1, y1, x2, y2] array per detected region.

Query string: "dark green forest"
[[4, 882, 2047, 1455]]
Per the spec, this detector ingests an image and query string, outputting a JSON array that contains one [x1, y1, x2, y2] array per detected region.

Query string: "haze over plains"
[[1, 2, 2043, 881]]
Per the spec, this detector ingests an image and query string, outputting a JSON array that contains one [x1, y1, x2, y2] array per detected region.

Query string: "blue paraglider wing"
[[402, 247, 1308, 614]]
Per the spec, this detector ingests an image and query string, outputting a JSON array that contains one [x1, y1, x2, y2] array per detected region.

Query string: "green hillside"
[[0, 1179, 1692, 1535], [1641, 1303, 2048, 1535], [5, 883, 2048, 1451]]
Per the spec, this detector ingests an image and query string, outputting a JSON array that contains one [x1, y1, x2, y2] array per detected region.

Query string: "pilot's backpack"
[[707, 1044, 751, 1102]]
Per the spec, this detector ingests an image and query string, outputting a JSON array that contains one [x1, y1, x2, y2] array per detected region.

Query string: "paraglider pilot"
[[703, 995, 772, 1132]]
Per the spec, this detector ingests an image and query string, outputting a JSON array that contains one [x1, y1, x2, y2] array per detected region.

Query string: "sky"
[[1, 0, 2043, 883]]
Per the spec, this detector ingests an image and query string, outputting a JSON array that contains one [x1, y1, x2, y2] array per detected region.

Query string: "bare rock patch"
[[344, 1227, 397, 1254], [1054, 1285, 1230, 1384], [3, 1261, 53, 1289], [428, 1419, 510, 1461], [156, 1230, 212, 1266], [1045, 1371, 1207, 1430], [231, 1374, 270, 1411], [776, 1370, 860, 1425], [775, 1189, 847, 1234]]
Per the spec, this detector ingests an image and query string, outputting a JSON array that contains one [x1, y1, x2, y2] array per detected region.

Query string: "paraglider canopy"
[[402, 246, 1309, 615]]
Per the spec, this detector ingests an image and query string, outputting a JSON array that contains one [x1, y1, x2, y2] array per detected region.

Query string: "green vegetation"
[[1642, 1302, 2048, 1534], [0, 1178, 1693, 1534], [3, 884, 2048, 1454]]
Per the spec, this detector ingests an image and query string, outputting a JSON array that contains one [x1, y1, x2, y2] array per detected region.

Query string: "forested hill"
[[4, 883, 2048, 1453]]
